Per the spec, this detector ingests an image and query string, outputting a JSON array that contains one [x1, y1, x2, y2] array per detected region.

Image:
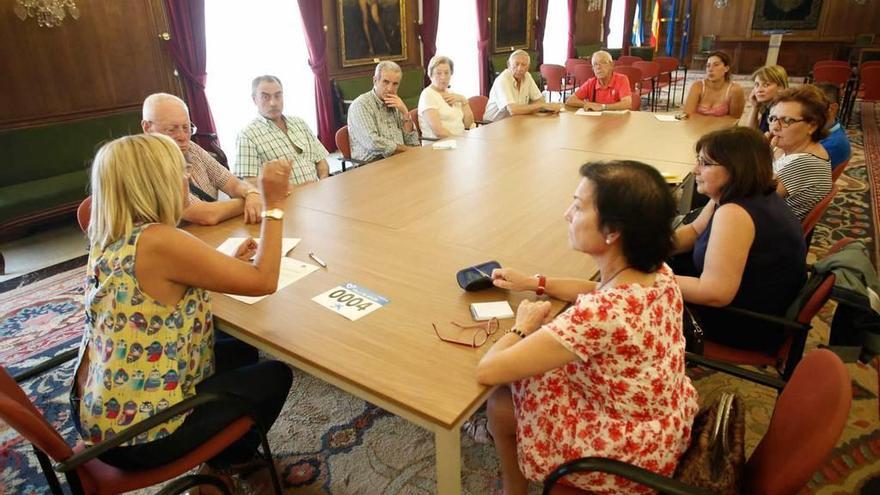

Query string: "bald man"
[[141, 93, 262, 225]]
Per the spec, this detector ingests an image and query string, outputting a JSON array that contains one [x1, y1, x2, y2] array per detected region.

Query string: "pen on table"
[[309, 252, 328, 268]]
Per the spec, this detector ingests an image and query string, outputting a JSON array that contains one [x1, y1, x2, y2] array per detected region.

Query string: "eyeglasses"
[[432, 318, 500, 348], [696, 155, 721, 168], [149, 121, 197, 136], [767, 115, 806, 128], [591, 61, 610, 68]]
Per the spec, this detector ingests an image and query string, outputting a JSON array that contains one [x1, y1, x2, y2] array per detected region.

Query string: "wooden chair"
[[543, 349, 851, 495], [334, 126, 367, 172]]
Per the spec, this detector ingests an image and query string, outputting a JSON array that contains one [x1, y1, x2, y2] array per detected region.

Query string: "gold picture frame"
[[493, 0, 533, 53], [337, 0, 407, 68]]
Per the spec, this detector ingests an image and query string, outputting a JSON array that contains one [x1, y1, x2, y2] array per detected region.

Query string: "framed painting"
[[752, 0, 824, 30], [493, 0, 532, 52], [337, 0, 407, 67]]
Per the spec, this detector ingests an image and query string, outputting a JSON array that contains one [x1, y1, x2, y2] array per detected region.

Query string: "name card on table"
[[312, 282, 390, 321]]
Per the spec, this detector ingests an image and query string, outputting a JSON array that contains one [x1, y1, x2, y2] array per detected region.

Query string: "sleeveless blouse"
[[73, 224, 215, 446], [695, 81, 732, 117]]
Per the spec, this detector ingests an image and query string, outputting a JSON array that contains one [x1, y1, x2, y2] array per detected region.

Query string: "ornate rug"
[[3, 104, 880, 494]]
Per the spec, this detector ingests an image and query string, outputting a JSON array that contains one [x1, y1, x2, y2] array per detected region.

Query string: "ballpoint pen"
[[309, 252, 328, 268]]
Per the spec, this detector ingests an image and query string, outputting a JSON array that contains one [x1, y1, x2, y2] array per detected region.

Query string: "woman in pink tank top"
[[681, 51, 745, 119]]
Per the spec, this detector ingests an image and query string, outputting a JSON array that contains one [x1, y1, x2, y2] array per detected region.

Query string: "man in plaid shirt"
[[235, 75, 330, 185], [142, 93, 262, 225]]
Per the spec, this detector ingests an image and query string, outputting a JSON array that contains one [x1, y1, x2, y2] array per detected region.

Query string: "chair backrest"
[[573, 64, 595, 87], [616, 55, 641, 66], [812, 65, 852, 87], [468, 95, 488, 122], [860, 61, 880, 72], [831, 158, 850, 183], [335, 126, 353, 160], [801, 184, 838, 240], [540, 64, 566, 91], [632, 61, 659, 79], [813, 60, 850, 70], [745, 349, 850, 495], [861, 65, 880, 100], [77, 196, 92, 233], [0, 367, 74, 463], [565, 58, 588, 77], [653, 56, 679, 74], [408, 108, 424, 138], [611, 66, 643, 110]]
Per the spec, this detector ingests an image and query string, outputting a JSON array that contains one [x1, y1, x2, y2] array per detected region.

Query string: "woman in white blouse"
[[418, 55, 474, 139]]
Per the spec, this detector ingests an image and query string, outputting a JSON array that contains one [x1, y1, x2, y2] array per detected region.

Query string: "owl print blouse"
[[73, 224, 215, 446]]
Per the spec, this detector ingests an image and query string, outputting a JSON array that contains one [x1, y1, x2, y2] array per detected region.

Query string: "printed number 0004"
[[328, 289, 374, 311]]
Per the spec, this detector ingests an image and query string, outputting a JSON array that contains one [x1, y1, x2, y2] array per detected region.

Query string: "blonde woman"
[[681, 51, 745, 119], [744, 65, 789, 133], [418, 55, 475, 139], [70, 134, 293, 482]]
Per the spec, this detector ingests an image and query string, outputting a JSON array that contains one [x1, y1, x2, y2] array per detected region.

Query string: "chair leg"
[[34, 447, 66, 495], [156, 474, 234, 495], [257, 428, 284, 495]]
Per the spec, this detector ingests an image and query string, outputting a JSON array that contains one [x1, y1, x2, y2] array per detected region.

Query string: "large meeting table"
[[188, 110, 735, 494]]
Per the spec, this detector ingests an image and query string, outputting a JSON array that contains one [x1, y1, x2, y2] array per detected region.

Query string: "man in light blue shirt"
[[815, 82, 852, 172]]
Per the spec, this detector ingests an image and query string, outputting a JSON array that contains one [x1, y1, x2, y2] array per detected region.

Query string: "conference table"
[[187, 109, 735, 494]]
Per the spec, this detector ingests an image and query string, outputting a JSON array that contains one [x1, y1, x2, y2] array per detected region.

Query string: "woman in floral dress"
[[478, 161, 698, 494]]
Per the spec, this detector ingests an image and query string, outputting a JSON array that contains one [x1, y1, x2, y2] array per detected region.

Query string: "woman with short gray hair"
[[417, 55, 474, 139]]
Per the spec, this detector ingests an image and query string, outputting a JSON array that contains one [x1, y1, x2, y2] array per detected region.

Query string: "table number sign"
[[312, 283, 389, 321]]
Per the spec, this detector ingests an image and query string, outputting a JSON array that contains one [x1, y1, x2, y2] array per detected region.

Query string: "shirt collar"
[[256, 114, 287, 127]]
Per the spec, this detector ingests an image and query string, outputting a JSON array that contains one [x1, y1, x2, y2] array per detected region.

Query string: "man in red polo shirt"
[[565, 50, 632, 111]]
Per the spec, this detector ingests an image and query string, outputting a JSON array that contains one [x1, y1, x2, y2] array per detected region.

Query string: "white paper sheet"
[[225, 258, 319, 305], [470, 301, 515, 321], [574, 109, 603, 116], [216, 237, 300, 259], [654, 114, 679, 122], [432, 140, 457, 150]]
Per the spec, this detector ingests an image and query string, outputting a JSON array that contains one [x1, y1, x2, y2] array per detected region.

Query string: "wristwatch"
[[601, 104, 607, 111], [260, 208, 284, 220]]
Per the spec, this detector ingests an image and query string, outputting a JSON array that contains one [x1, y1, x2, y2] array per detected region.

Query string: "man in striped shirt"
[[347, 61, 420, 162], [235, 75, 330, 185], [142, 93, 262, 225]]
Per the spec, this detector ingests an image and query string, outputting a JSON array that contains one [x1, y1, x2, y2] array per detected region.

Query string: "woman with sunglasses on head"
[[477, 161, 698, 495], [672, 126, 806, 355], [71, 134, 293, 490], [768, 85, 833, 221], [680, 51, 745, 119], [743, 65, 789, 133]]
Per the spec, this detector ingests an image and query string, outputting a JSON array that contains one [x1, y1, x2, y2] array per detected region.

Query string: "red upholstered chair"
[[653, 56, 686, 110], [616, 55, 642, 66], [802, 184, 839, 243], [409, 107, 439, 142], [540, 64, 574, 102], [611, 66, 644, 111], [0, 365, 283, 495], [543, 349, 851, 495], [77, 196, 92, 233], [860, 65, 880, 101], [832, 158, 850, 183], [572, 64, 595, 88], [632, 61, 661, 111], [334, 125, 368, 172], [564, 58, 588, 80], [468, 95, 490, 125]]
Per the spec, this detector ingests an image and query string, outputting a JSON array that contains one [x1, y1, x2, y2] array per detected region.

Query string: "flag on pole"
[[632, 0, 642, 47], [650, 0, 660, 52], [666, 0, 677, 56], [679, 0, 691, 61]]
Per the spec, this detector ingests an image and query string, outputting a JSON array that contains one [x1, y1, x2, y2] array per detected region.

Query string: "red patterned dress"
[[511, 264, 698, 493]]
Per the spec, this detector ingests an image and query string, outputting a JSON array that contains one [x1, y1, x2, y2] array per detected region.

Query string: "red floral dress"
[[511, 265, 698, 493]]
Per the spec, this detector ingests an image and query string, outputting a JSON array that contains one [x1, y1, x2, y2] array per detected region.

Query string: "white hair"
[[142, 93, 188, 121], [374, 60, 402, 80], [508, 49, 530, 63]]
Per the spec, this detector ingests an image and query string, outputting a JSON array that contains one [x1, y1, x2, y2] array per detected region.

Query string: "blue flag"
[[679, 0, 691, 61], [665, 0, 677, 56]]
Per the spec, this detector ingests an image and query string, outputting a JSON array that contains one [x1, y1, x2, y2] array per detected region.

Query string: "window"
[[606, 0, 626, 49], [542, 1, 569, 65], [435, 1, 480, 97], [205, 1, 316, 153]]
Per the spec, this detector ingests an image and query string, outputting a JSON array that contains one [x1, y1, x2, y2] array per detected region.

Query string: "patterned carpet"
[[2, 103, 880, 494]]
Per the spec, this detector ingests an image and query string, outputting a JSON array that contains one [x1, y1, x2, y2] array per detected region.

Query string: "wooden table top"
[[192, 110, 735, 430]]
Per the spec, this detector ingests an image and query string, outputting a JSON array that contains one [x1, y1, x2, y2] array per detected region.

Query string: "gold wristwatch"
[[261, 208, 284, 220]]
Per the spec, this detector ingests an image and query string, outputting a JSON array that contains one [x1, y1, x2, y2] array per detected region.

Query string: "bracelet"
[[506, 327, 527, 339]]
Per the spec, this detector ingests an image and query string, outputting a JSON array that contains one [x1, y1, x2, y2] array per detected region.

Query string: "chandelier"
[[14, 0, 80, 28]]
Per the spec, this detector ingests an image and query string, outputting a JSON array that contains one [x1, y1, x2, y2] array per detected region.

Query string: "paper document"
[[574, 109, 602, 116], [216, 237, 300, 258], [654, 114, 679, 122], [432, 140, 457, 150], [225, 258, 319, 305], [470, 301, 515, 321]]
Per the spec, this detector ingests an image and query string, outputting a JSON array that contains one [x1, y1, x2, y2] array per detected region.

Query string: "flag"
[[679, 0, 691, 61], [666, 0, 677, 56], [650, 0, 660, 51], [632, 0, 642, 47]]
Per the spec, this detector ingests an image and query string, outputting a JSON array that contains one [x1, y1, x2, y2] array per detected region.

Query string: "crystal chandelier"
[[14, 0, 80, 28]]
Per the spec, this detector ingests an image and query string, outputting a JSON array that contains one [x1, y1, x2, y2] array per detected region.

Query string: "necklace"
[[597, 265, 631, 290]]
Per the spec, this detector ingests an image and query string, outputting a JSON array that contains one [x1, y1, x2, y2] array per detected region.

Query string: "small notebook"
[[470, 301, 515, 321]]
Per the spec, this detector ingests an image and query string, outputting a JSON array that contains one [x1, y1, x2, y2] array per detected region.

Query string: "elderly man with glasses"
[[565, 50, 632, 111], [141, 93, 262, 225]]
